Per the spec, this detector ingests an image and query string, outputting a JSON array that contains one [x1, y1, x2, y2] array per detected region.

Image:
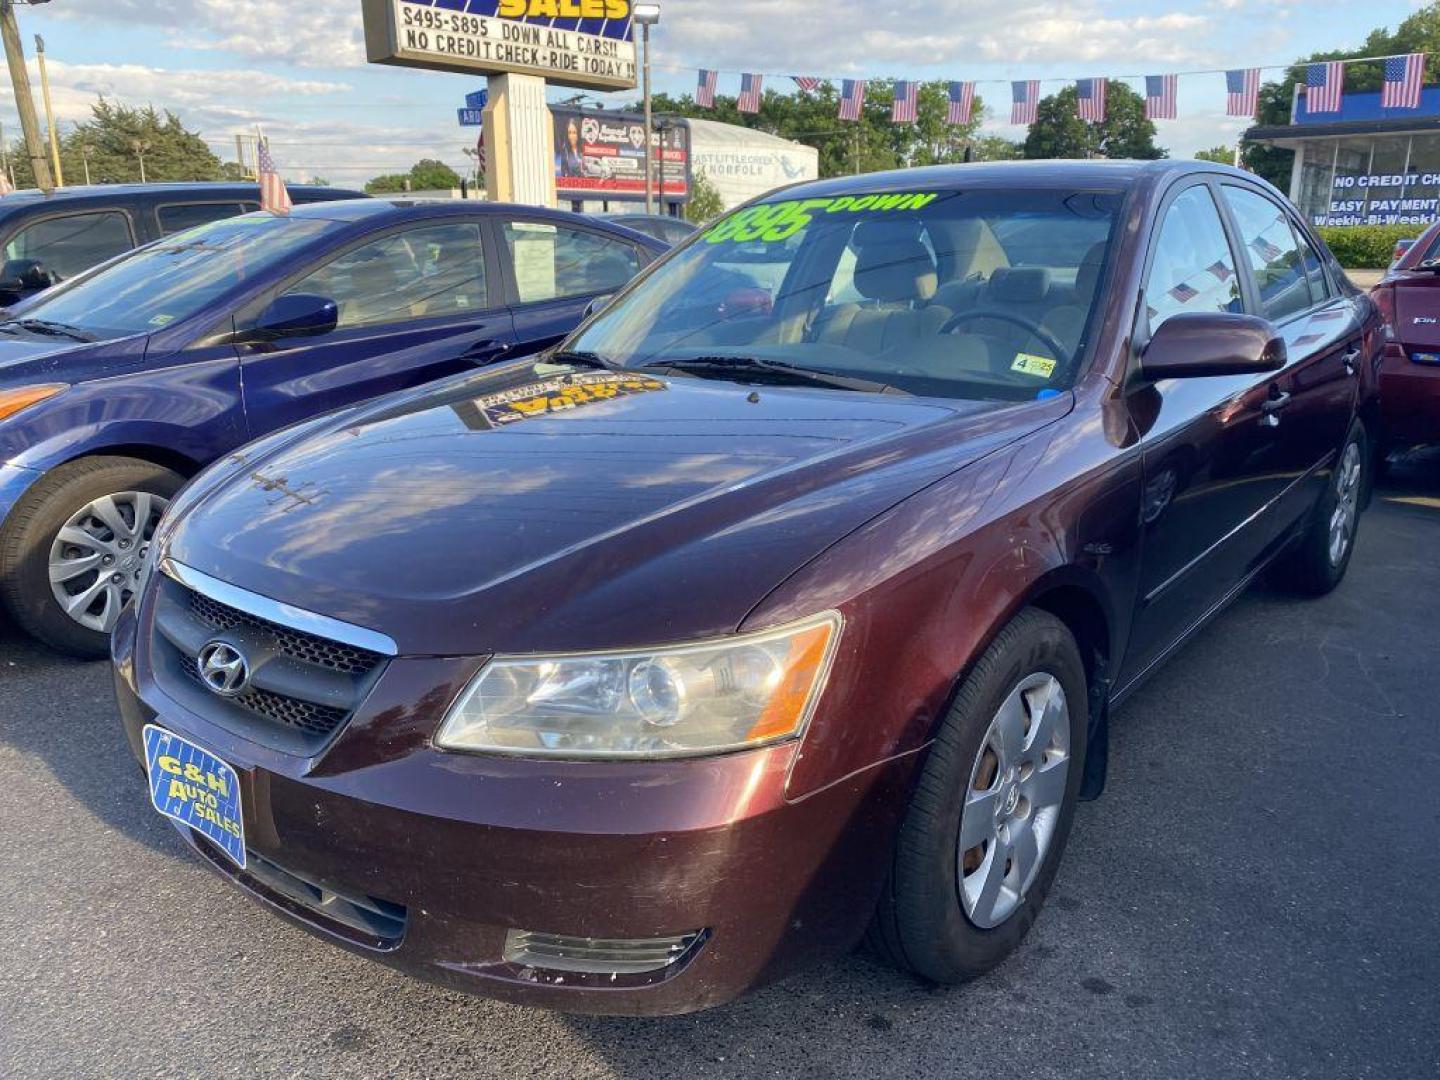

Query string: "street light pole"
[[34, 33, 60, 187], [131, 139, 150, 183], [633, 4, 660, 215], [0, 1, 52, 191]]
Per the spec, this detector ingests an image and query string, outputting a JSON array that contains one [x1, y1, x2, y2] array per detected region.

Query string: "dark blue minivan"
[[0, 199, 666, 654], [0, 182, 366, 305]]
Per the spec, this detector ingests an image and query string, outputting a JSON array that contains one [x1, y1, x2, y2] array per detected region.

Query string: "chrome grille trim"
[[160, 558, 398, 657]]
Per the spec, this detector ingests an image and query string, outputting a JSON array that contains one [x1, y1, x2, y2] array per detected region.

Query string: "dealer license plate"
[[142, 724, 246, 870]]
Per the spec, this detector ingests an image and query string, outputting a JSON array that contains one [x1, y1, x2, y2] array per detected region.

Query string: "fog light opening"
[[502, 928, 704, 976]]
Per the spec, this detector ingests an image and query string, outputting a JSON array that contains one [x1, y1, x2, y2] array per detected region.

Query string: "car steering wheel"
[[939, 308, 1072, 369]]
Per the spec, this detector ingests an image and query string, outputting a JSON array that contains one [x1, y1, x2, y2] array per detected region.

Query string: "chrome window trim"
[[159, 558, 399, 657]]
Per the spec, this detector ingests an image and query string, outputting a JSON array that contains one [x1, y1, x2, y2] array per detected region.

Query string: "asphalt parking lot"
[[2, 454, 1438, 1080]]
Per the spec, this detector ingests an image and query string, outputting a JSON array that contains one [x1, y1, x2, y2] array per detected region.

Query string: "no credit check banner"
[[364, 0, 638, 90]]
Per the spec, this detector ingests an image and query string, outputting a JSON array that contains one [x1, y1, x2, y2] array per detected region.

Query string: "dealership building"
[[1247, 87, 1440, 228]]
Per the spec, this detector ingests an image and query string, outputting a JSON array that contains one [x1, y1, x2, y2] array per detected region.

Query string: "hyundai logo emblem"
[[197, 641, 250, 697]]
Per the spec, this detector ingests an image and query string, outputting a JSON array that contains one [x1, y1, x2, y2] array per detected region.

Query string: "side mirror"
[[584, 293, 613, 319], [251, 293, 338, 340], [0, 258, 55, 293], [1140, 311, 1286, 380]]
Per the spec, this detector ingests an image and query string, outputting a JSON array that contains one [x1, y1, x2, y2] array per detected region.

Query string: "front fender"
[[0, 462, 41, 530]]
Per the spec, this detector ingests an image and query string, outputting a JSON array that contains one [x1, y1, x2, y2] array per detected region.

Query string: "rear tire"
[[1273, 422, 1366, 597], [0, 456, 182, 658], [867, 609, 1087, 983]]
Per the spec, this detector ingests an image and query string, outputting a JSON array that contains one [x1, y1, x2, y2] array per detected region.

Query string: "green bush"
[[1317, 224, 1425, 269]]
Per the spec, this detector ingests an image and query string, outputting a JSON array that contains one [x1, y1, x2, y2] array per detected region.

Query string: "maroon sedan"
[[112, 161, 1377, 1015], [1372, 219, 1440, 453]]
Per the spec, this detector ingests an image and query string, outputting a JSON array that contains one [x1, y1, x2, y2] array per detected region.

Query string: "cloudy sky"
[[0, 0, 1425, 186]]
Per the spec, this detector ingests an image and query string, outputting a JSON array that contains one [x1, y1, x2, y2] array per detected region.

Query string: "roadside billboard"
[[361, 0, 637, 91], [553, 107, 691, 203]]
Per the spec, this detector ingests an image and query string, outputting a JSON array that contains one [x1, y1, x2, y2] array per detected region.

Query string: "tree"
[[366, 158, 462, 193], [685, 168, 724, 223], [1023, 81, 1164, 160], [1242, 4, 1440, 188], [7, 98, 222, 187], [643, 80, 987, 179], [1195, 145, 1236, 165], [969, 135, 1023, 162]]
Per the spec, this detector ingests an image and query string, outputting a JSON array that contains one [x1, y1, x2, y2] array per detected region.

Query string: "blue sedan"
[[0, 199, 666, 655]]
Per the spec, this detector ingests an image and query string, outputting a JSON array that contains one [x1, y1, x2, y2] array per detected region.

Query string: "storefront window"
[[1302, 133, 1440, 228]]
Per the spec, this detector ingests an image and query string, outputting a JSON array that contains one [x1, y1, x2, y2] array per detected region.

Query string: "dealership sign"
[[362, 0, 637, 90], [553, 107, 691, 202]]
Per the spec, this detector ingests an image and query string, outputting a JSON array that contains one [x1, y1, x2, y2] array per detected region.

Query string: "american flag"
[[737, 72, 763, 114], [792, 75, 822, 93], [1076, 78, 1106, 122], [947, 81, 975, 126], [891, 80, 918, 123], [1251, 235, 1282, 262], [1168, 282, 1198, 303], [1382, 52, 1425, 110], [839, 78, 866, 121], [1145, 74, 1177, 120], [1011, 80, 1039, 125], [1206, 260, 1233, 282], [1225, 68, 1260, 117], [475, 128, 486, 179], [696, 68, 718, 108], [1306, 60, 1345, 114], [257, 138, 292, 215]]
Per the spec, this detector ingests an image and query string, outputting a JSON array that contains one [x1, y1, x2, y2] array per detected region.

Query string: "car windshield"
[[13, 214, 341, 340], [568, 186, 1123, 400]]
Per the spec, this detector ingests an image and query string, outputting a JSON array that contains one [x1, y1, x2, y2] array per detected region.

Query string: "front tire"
[[1273, 422, 1366, 597], [0, 456, 182, 658], [868, 609, 1087, 983]]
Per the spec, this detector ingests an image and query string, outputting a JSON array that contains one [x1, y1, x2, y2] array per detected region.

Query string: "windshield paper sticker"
[[1011, 353, 1057, 379], [704, 193, 941, 244], [457, 372, 666, 429]]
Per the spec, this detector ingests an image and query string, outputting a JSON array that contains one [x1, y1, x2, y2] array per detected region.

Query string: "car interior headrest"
[[850, 219, 937, 303], [985, 266, 1052, 304]]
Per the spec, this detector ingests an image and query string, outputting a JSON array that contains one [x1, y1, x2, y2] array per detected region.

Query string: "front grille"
[[187, 589, 382, 675], [150, 571, 389, 754], [180, 655, 349, 738]]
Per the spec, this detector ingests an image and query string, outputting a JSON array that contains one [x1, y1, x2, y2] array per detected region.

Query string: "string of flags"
[[691, 52, 1428, 125]]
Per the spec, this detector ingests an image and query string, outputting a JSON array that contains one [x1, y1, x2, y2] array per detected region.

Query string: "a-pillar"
[[483, 73, 555, 207]]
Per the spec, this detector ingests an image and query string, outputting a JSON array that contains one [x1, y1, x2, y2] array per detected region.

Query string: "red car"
[[114, 161, 1377, 1015], [1371, 219, 1440, 453]]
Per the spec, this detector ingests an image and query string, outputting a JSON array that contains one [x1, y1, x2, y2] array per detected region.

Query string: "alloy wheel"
[[958, 672, 1072, 929], [48, 490, 169, 634], [1328, 440, 1363, 567]]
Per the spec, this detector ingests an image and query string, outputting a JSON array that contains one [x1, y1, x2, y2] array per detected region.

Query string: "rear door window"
[[4, 211, 135, 280], [501, 221, 642, 303], [1144, 185, 1243, 330], [157, 202, 247, 236], [1221, 185, 1315, 322]]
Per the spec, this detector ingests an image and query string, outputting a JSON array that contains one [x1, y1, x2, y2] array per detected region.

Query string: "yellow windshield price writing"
[[704, 193, 941, 245]]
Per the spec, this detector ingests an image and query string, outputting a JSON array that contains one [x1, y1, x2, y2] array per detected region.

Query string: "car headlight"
[[436, 612, 842, 759]]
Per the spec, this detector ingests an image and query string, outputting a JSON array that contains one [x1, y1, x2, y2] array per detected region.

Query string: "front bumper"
[[112, 601, 914, 1016]]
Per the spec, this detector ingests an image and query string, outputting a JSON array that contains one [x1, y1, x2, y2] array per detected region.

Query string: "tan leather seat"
[[813, 223, 951, 353], [1040, 242, 1107, 354]]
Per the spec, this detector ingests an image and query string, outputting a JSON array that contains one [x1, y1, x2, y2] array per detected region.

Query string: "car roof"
[[284, 198, 670, 248], [761, 159, 1251, 200], [0, 181, 365, 210]]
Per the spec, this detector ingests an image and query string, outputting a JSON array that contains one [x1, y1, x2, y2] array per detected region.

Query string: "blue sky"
[[0, 0, 1427, 186]]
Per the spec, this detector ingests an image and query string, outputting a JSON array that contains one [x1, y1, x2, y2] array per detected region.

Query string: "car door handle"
[[1341, 347, 1360, 376], [460, 339, 512, 364], [1260, 390, 1292, 427]]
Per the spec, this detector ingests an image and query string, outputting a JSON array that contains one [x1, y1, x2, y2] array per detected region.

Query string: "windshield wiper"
[[3, 318, 97, 342], [639, 355, 903, 395], [547, 348, 620, 371]]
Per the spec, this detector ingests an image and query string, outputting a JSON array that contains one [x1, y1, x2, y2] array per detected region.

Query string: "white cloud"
[[50, 0, 365, 68]]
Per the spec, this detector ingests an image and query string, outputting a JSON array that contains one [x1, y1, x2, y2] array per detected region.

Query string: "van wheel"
[[0, 456, 182, 658], [1273, 423, 1366, 597], [867, 609, 1087, 983]]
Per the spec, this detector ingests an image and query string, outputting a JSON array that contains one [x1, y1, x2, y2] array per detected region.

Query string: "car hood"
[[165, 363, 1068, 655], [0, 333, 89, 374]]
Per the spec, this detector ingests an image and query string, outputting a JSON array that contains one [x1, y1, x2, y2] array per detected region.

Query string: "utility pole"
[[79, 141, 91, 185], [34, 33, 59, 186], [0, 1, 52, 191], [131, 138, 150, 183]]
